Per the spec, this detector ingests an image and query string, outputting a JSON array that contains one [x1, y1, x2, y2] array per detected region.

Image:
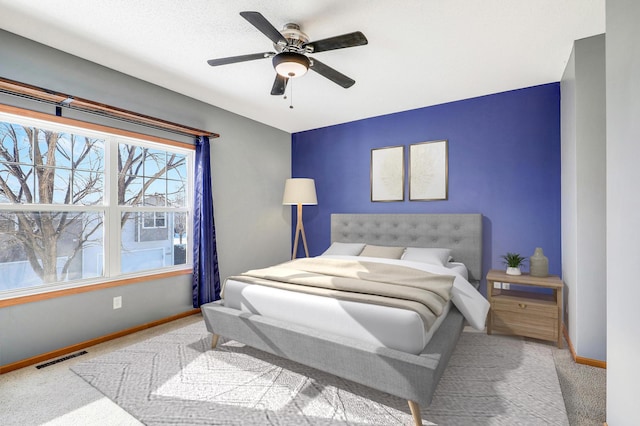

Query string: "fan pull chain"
[[289, 78, 294, 109], [282, 77, 294, 109]]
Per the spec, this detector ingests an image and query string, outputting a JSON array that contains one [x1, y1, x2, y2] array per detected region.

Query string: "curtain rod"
[[0, 77, 219, 139]]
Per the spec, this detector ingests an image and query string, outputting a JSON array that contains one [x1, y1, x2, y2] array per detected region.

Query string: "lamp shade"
[[273, 52, 310, 78], [283, 178, 317, 205]]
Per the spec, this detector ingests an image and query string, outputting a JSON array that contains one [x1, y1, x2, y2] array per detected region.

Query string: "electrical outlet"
[[113, 296, 122, 309], [502, 283, 510, 290], [493, 282, 501, 289]]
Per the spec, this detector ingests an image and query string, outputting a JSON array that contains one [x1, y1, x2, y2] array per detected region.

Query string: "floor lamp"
[[283, 178, 317, 259]]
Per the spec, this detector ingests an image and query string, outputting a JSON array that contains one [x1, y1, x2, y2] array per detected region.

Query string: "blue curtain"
[[192, 135, 221, 307]]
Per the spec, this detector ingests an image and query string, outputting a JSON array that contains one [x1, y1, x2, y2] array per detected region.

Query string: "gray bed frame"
[[202, 213, 483, 425]]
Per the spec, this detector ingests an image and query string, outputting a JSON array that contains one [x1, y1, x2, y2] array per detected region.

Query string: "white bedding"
[[327, 255, 489, 330], [222, 255, 489, 354]]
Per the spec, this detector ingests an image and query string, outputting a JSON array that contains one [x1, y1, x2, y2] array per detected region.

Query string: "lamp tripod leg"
[[292, 223, 301, 259], [292, 203, 310, 259], [300, 220, 309, 258]]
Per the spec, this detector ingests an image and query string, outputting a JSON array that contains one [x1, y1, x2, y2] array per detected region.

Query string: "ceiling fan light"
[[273, 52, 310, 78]]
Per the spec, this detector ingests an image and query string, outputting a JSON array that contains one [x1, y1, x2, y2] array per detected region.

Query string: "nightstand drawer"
[[491, 297, 557, 318], [492, 309, 558, 341]]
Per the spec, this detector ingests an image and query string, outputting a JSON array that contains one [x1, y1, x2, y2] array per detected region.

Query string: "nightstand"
[[486, 269, 563, 348]]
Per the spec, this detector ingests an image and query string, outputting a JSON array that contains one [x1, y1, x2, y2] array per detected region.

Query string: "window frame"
[[0, 106, 195, 301]]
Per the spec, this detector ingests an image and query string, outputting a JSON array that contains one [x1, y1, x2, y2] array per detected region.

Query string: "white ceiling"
[[0, 0, 604, 134]]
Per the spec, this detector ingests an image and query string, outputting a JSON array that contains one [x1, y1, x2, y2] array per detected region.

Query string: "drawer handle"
[[518, 303, 527, 309]]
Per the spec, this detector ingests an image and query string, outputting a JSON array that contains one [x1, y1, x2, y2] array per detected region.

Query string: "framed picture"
[[370, 145, 405, 202], [409, 140, 448, 201]]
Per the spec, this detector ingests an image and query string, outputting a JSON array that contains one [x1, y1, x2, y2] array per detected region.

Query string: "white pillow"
[[321, 242, 366, 256], [401, 247, 452, 266]]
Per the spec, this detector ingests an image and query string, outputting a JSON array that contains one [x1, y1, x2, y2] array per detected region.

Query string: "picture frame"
[[409, 140, 448, 201], [370, 145, 405, 202]]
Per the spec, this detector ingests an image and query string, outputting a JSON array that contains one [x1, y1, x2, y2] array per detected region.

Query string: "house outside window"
[[0, 112, 193, 296]]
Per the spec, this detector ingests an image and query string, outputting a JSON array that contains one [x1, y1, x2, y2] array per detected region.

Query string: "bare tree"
[[172, 193, 187, 244], [0, 123, 186, 283], [117, 145, 185, 226]]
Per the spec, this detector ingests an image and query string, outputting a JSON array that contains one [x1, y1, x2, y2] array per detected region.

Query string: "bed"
[[201, 213, 487, 425]]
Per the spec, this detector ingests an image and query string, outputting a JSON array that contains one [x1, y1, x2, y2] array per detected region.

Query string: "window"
[[0, 111, 193, 296], [142, 212, 166, 229]]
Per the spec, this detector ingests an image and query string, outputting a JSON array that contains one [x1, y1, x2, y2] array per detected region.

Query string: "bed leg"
[[211, 333, 220, 349], [408, 400, 422, 425]]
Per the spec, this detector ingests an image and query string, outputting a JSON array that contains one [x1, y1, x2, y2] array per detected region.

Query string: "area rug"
[[71, 321, 569, 425]]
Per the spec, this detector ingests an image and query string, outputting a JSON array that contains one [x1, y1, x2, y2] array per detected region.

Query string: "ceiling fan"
[[207, 11, 368, 96]]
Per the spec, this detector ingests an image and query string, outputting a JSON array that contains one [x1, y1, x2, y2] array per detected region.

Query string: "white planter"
[[506, 267, 522, 276]]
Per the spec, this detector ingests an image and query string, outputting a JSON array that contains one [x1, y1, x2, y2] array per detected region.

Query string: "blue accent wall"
[[291, 83, 561, 292]]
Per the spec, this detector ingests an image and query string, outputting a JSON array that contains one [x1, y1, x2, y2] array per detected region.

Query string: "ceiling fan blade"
[[309, 58, 355, 88], [240, 11, 287, 46], [207, 52, 275, 67], [270, 74, 289, 95], [303, 31, 368, 53]]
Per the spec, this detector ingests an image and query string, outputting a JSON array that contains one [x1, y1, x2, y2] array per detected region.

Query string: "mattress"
[[222, 257, 470, 354]]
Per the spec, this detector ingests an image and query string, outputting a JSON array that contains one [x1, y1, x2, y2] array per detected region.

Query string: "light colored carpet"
[[552, 347, 606, 425], [70, 321, 569, 425]]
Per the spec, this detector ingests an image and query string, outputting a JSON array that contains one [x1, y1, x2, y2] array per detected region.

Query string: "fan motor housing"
[[275, 23, 310, 53]]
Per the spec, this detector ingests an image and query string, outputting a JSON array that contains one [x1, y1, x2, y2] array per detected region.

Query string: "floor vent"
[[36, 350, 88, 369]]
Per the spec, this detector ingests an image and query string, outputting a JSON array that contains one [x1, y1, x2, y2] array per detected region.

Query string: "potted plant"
[[501, 252, 526, 276]]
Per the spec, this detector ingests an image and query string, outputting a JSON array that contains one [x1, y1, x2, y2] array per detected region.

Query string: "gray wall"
[[0, 30, 292, 366], [560, 34, 606, 361], [606, 0, 640, 423]]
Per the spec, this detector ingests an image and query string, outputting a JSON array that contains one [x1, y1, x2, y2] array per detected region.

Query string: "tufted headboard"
[[331, 213, 483, 282]]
